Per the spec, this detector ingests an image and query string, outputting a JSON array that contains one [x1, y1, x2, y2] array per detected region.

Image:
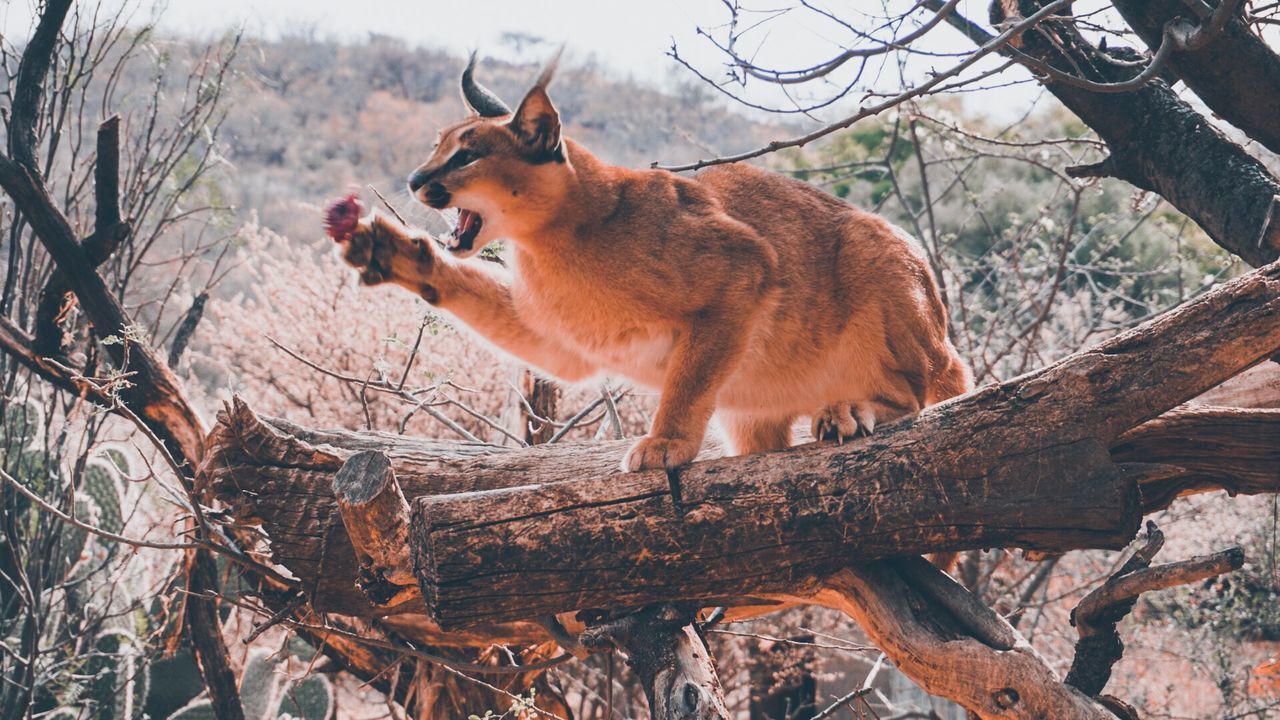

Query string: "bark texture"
[[816, 565, 1114, 719], [414, 437, 1137, 628], [580, 605, 730, 720], [1113, 406, 1280, 511], [333, 450, 417, 604], [1110, 0, 1280, 156], [202, 262, 1280, 639]]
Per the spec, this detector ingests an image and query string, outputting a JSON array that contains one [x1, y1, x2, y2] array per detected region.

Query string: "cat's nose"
[[407, 169, 431, 192]]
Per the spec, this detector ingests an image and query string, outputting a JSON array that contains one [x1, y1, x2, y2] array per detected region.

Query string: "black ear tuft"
[[460, 51, 511, 118], [534, 45, 564, 90], [508, 53, 564, 161]]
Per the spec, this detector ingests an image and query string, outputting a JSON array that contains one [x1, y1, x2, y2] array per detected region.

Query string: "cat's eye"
[[448, 149, 477, 169]]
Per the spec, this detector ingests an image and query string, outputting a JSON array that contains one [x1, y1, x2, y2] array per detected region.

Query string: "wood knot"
[[992, 688, 1020, 709], [682, 504, 726, 525]]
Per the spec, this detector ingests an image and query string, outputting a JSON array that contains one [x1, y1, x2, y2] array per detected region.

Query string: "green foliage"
[[144, 649, 208, 719], [280, 674, 336, 720]]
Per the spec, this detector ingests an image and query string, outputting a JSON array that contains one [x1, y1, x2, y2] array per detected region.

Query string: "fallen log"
[[414, 437, 1138, 628]]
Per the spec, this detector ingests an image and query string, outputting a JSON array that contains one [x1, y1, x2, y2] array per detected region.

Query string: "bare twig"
[[654, 0, 1073, 171]]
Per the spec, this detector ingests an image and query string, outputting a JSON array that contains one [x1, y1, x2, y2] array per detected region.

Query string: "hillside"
[[210, 35, 789, 240]]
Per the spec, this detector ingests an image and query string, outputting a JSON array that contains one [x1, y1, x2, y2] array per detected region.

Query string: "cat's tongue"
[[450, 208, 483, 251], [457, 209, 480, 237]]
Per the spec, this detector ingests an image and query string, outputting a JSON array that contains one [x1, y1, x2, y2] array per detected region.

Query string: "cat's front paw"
[[327, 198, 438, 293], [622, 435, 700, 472]]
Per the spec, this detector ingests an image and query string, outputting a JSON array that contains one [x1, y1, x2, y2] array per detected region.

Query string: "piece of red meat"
[[323, 192, 363, 242]]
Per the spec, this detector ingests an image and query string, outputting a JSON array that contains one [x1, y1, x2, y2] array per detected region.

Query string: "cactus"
[[167, 648, 335, 720], [3, 398, 332, 720], [86, 628, 150, 720], [279, 674, 334, 720], [1, 398, 150, 720], [240, 650, 287, 720], [62, 458, 127, 583]]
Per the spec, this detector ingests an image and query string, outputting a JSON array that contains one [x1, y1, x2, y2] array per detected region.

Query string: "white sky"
[[1, 0, 1048, 122]]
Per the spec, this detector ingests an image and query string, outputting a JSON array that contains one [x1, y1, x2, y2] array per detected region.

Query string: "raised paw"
[[811, 402, 859, 443], [342, 214, 438, 293], [622, 435, 700, 472]]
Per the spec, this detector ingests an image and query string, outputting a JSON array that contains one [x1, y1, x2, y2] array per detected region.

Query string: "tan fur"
[[340, 70, 973, 472]]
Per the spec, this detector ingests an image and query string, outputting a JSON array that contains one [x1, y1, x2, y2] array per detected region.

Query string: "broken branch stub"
[[579, 605, 730, 720], [332, 450, 417, 607], [1066, 521, 1245, 696]]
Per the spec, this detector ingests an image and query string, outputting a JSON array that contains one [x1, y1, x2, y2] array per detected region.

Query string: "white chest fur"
[[511, 263, 673, 387]]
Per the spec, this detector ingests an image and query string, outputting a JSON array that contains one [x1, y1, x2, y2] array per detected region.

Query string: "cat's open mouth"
[[448, 208, 483, 253]]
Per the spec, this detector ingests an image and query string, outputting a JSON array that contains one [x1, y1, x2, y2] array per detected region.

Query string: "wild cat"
[[327, 53, 972, 472]]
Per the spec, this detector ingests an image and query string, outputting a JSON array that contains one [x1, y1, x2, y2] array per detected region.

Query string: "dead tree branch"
[[1065, 521, 1245, 696], [333, 450, 419, 610], [199, 254, 1279, 716], [409, 260, 1278, 628], [932, 0, 1280, 266], [653, 0, 1074, 171], [817, 564, 1114, 719], [1, 3, 239, 715], [204, 261, 1279, 641], [33, 116, 131, 356]]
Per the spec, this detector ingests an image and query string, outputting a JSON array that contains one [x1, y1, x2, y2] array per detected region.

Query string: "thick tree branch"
[[34, 117, 131, 356], [167, 291, 207, 369], [185, 551, 246, 720], [1113, 406, 1280, 512], [6, 0, 71, 169], [929, 0, 1280, 266], [816, 564, 1114, 718], [202, 260, 1280, 640], [0, 152, 203, 464], [409, 260, 1278, 628], [333, 450, 419, 610], [1111, 0, 1280, 156], [0, 315, 109, 402], [94, 114, 122, 230]]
